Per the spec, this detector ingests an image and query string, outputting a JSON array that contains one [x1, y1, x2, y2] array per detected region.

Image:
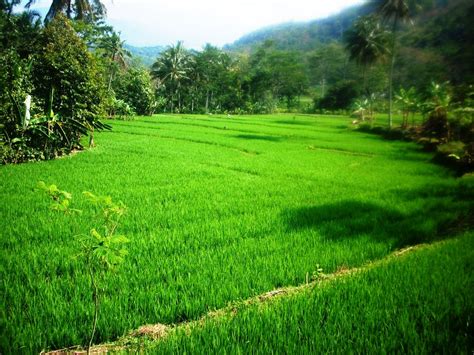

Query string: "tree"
[[194, 44, 225, 113], [307, 42, 349, 98], [344, 15, 389, 94], [1, 0, 20, 18], [25, 0, 106, 22], [244, 41, 308, 112], [115, 66, 155, 116], [1, 5, 42, 162], [32, 14, 106, 148], [98, 31, 131, 93], [372, 0, 411, 128], [266, 50, 308, 108], [151, 41, 193, 113], [192, 44, 243, 113]]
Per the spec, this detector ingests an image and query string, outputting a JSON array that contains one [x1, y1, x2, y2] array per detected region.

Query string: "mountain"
[[401, 0, 474, 85], [224, 0, 473, 87], [223, 0, 464, 54], [224, 4, 368, 52], [125, 44, 165, 67]]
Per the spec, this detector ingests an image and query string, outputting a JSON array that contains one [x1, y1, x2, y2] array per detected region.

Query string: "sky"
[[25, 0, 365, 48]]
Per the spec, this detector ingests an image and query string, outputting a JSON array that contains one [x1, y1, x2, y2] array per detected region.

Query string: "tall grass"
[[1, 114, 472, 353]]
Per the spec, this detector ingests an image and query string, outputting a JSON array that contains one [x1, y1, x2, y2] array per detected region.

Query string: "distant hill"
[[125, 44, 165, 67], [401, 0, 474, 85], [223, 0, 465, 54], [224, 0, 473, 86], [224, 5, 368, 52]]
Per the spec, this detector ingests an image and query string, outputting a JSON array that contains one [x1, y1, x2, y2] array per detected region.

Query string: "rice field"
[[1, 114, 472, 353], [152, 233, 474, 353]]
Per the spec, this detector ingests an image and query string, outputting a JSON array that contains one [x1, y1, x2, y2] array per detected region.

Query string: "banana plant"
[[395, 87, 419, 128]]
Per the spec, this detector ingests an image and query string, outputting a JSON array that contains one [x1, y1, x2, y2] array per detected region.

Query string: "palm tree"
[[151, 42, 193, 113], [372, 0, 411, 128], [1, 0, 21, 18], [99, 31, 131, 93], [344, 15, 389, 94], [25, 0, 106, 22]]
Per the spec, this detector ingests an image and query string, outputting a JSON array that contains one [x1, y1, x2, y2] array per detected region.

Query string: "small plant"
[[311, 264, 325, 282], [305, 265, 324, 285], [37, 181, 81, 214], [37, 181, 129, 353]]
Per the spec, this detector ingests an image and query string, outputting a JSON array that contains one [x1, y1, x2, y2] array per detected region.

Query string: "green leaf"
[[48, 184, 59, 194], [110, 235, 129, 244], [61, 191, 72, 200], [90, 228, 103, 241]]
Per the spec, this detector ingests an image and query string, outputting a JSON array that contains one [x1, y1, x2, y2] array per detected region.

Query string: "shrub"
[[105, 96, 136, 119], [315, 80, 360, 111]]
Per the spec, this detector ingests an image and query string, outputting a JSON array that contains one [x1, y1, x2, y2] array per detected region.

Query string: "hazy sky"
[[27, 0, 365, 48]]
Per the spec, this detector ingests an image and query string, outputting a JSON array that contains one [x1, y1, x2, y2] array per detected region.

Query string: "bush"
[[315, 80, 360, 111], [105, 96, 135, 119]]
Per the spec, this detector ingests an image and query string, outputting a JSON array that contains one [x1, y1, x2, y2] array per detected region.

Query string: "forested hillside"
[[224, 5, 365, 52], [125, 44, 165, 67], [225, 0, 473, 88], [225, 0, 461, 53]]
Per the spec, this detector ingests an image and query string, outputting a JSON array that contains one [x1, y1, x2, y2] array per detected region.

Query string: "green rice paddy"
[[153, 233, 473, 353], [1, 114, 472, 353]]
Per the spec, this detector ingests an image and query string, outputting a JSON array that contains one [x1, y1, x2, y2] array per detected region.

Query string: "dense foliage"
[[0, 9, 111, 163], [150, 42, 308, 114]]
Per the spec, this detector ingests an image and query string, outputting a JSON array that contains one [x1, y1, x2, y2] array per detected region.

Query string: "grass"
[[151, 233, 474, 353], [1, 113, 472, 353]]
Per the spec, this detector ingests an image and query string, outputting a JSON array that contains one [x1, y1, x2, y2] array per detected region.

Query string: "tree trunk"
[[388, 17, 399, 130], [66, 0, 73, 19], [107, 53, 117, 93], [89, 127, 95, 148], [205, 90, 209, 113], [343, 56, 349, 81], [362, 66, 368, 96], [87, 268, 99, 355], [388, 53, 395, 129], [107, 71, 114, 93]]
